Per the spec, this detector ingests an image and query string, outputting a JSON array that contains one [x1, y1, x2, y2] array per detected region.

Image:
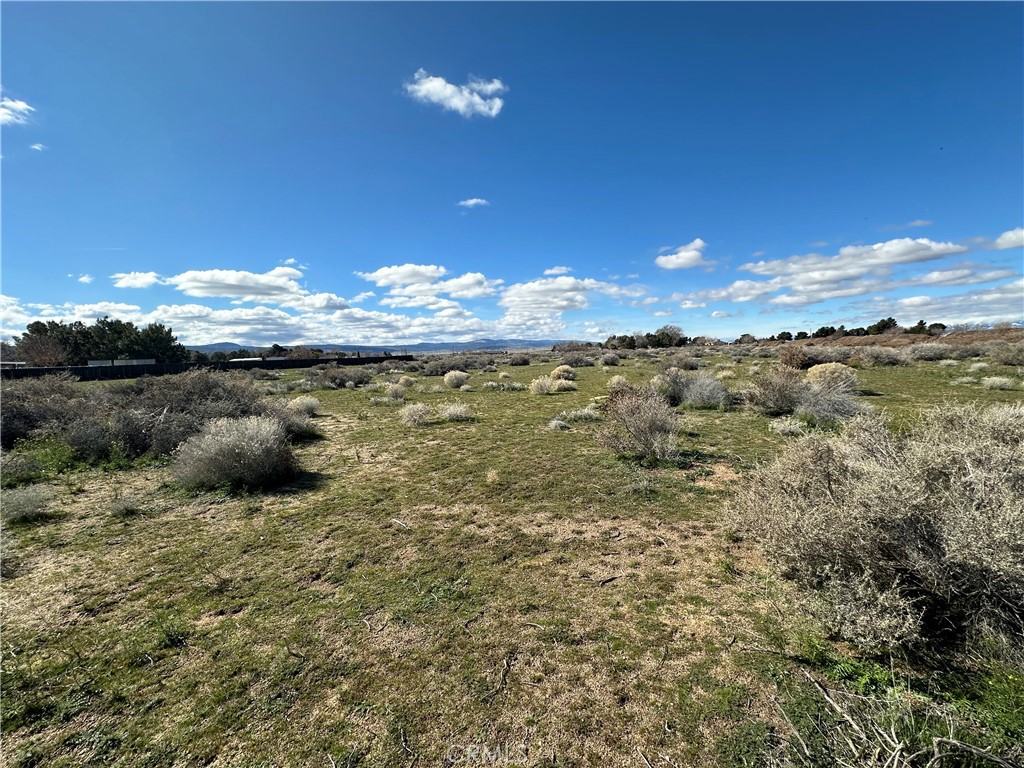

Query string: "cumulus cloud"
[[457, 198, 490, 208], [112, 271, 164, 289], [356, 264, 448, 287], [655, 238, 714, 269], [710, 311, 733, 318], [543, 266, 572, 276], [994, 227, 1024, 249], [679, 300, 707, 309], [404, 69, 507, 118], [497, 276, 646, 336], [166, 266, 306, 301], [742, 238, 967, 279], [0, 96, 34, 126], [77, 274, 94, 284], [847, 279, 1024, 327]]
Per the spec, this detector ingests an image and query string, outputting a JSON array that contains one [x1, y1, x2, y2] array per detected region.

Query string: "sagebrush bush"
[[747, 366, 807, 416], [436, 401, 474, 421], [607, 375, 629, 391], [600, 353, 620, 366], [907, 343, 953, 361], [509, 354, 531, 366], [529, 376, 555, 394], [937, 359, 959, 367], [980, 376, 1015, 390], [804, 363, 859, 393], [968, 362, 990, 373], [287, 395, 321, 416], [547, 419, 571, 431], [856, 346, 910, 367], [796, 382, 867, 426], [986, 340, 1024, 366], [265, 404, 322, 441], [2, 486, 55, 524], [729, 404, 1024, 653], [768, 416, 805, 436], [0, 373, 86, 450], [550, 365, 576, 381], [398, 403, 431, 427], [443, 370, 470, 389], [598, 386, 679, 461], [173, 416, 298, 491], [551, 379, 578, 392], [561, 353, 593, 367], [555, 404, 602, 423]]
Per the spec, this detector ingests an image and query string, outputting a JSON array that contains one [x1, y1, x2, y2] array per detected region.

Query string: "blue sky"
[[2, 2, 1022, 346]]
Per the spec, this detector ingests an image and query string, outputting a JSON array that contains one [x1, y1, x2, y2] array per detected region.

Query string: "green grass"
[[2, 352, 1021, 766]]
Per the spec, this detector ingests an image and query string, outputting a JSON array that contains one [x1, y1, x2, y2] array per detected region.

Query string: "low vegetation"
[[2, 336, 1022, 766]]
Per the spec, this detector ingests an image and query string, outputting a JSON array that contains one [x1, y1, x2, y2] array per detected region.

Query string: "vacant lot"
[[2, 346, 1022, 767]]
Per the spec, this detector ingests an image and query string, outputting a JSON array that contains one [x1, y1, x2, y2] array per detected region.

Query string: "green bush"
[[729, 404, 1024, 654], [173, 416, 298, 491]]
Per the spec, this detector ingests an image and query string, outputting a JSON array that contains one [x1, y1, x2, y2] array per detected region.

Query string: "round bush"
[[173, 416, 298, 491]]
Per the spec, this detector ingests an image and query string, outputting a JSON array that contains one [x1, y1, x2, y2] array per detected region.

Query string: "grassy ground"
[[2, 353, 1022, 767]]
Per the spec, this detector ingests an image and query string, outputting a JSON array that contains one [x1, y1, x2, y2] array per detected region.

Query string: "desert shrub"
[[173, 416, 298, 491], [62, 415, 116, 463], [662, 353, 700, 371], [550, 365, 576, 381], [598, 386, 679, 461], [607, 375, 629, 391], [0, 453, 44, 488], [423, 356, 482, 376], [986, 341, 1024, 366], [856, 346, 910, 367], [551, 379, 578, 392], [600, 353, 620, 366], [780, 346, 852, 370], [980, 376, 1015, 390], [398, 403, 431, 427], [561, 353, 593, 367], [967, 362, 990, 373], [951, 344, 985, 360], [287, 395, 321, 416], [509, 354, 531, 366], [385, 383, 407, 401], [950, 377, 978, 386], [547, 419, 571, 431], [436, 401, 474, 421], [907, 343, 953, 361], [0, 373, 86, 449], [265, 404, 322, 441], [498, 371, 512, 379], [796, 382, 867, 426], [397, 375, 417, 387], [654, 370, 731, 409], [805, 363, 859, 393], [768, 417, 805, 436], [937, 359, 959, 367], [443, 370, 470, 389], [555, 404, 602, 423], [729, 404, 1024, 653], [747, 367, 808, 416], [530, 377, 555, 394], [2, 486, 55, 524], [481, 381, 500, 391]]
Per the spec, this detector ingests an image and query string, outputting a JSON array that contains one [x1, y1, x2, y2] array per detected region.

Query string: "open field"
[[2, 344, 1023, 767]]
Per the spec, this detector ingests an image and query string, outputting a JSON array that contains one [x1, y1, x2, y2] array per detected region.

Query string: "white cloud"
[[457, 198, 490, 208], [907, 219, 933, 228], [810, 240, 829, 248], [496, 276, 646, 336], [679, 300, 707, 309], [994, 227, 1024, 249], [742, 238, 967, 279], [165, 266, 305, 301], [112, 271, 164, 289], [380, 295, 462, 311], [30, 143, 45, 151], [710, 311, 733, 318], [655, 238, 714, 269], [0, 97, 34, 126], [282, 257, 298, 265], [404, 69, 507, 118], [349, 291, 375, 304], [77, 274, 94, 284], [543, 266, 572, 276], [918, 268, 1018, 287], [846, 279, 1024, 327], [356, 264, 448, 287]]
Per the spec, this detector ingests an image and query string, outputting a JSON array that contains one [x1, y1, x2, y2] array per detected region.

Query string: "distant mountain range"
[[185, 339, 574, 354]]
